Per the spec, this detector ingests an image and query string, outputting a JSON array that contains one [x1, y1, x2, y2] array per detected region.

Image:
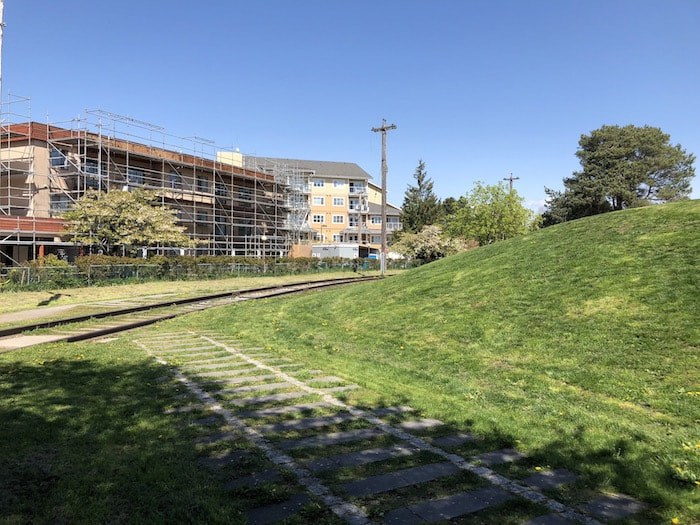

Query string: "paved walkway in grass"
[[0, 304, 78, 325], [135, 331, 648, 525]]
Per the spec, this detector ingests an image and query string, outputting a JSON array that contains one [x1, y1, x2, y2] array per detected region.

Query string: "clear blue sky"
[[3, 1, 699, 209]]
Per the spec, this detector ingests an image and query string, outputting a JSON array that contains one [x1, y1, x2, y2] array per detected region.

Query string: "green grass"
[[1, 201, 697, 523], [172, 200, 699, 523], [0, 339, 343, 524]]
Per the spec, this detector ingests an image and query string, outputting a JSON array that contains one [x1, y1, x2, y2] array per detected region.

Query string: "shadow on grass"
[[0, 357, 245, 524]]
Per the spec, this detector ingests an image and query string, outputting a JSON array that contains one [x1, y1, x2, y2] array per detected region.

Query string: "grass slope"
[[181, 200, 699, 522]]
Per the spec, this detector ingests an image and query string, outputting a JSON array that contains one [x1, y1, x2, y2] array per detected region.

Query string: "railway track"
[[0, 275, 380, 351]]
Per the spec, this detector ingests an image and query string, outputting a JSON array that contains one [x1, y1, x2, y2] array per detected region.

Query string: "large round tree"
[[544, 125, 695, 224]]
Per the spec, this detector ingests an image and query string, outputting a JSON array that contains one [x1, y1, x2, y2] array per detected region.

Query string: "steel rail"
[[1, 275, 381, 342]]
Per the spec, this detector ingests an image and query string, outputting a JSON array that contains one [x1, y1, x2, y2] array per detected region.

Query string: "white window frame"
[[312, 214, 325, 223], [313, 179, 325, 187], [312, 196, 325, 205], [332, 215, 345, 224], [332, 197, 344, 206], [333, 180, 345, 188]]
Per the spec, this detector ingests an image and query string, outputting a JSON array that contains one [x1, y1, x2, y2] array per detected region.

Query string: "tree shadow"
[[36, 292, 70, 306], [0, 357, 245, 524]]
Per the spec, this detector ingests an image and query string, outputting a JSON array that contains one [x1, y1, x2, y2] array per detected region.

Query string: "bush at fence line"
[[28, 254, 71, 269]]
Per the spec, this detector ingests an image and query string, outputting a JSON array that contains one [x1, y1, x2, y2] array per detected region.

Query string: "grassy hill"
[[184, 200, 699, 521]]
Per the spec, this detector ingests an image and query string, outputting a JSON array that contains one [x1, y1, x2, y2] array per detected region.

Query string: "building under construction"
[[0, 97, 309, 266]]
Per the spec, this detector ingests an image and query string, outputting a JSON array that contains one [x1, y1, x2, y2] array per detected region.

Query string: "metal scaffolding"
[[0, 98, 311, 262]]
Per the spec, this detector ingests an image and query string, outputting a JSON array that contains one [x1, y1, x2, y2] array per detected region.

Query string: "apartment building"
[[246, 157, 402, 258]]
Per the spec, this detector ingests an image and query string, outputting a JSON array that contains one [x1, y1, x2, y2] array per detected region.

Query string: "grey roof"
[[368, 201, 401, 216], [245, 156, 372, 180]]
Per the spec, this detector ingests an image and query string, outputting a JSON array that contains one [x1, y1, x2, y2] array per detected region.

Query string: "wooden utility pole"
[[503, 173, 520, 192], [371, 119, 397, 276]]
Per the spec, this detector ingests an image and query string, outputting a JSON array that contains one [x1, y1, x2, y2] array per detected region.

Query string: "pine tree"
[[400, 160, 442, 233]]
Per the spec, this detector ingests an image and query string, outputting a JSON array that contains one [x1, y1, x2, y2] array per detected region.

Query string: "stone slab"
[[579, 493, 646, 521], [246, 493, 311, 525], [198, 449, 251, 469], [194, 367, 260, 377], [383, 486, 513, 524], [319, 385, 359, 393], [186, 355, 240, 365], [306, 444, 418, 473], [371, 406, 415, 417], [187, 361, 246, 370], [162, 345, 218, 353], [256, 413, 354, 434], [218, 374, 278, 385], [430, 432, 478, 448], [307, 376, 344, 383], [341, 461, 460, 497], [524, 514, 577, 525], [239, 402, 331, 418], [219, 381, 295, 395], [0, 334, 67, 351], [398, 418, 444, 431], [191, 415, 222, 427], [164, 404, 205, 414], [277, 428, 385, 451], [473, 448, 525, 466], [230, 391, 309, 407], [523, 469, 578, 491], [224, 468, 281, 490], [193, 431, 238, 446]]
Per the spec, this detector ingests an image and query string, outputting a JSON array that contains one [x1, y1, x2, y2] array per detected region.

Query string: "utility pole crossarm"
[[371, 119, 397, 277], [503, 173, 520, 192]]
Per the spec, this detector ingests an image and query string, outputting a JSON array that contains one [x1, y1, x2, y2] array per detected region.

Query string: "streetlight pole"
[[371, 119, 397, 276]]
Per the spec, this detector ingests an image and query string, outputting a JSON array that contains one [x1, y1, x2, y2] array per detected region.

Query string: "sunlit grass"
[[174, 200, 699, 523]]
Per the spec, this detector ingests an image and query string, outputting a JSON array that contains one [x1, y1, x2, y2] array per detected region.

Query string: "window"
[[84, 159, 99, 174], [371, 235, 382, 243], [333, 180, 344, 188], [196, 177, 210, 193], [127, 168, 144, 186], [332, 197, 344, 206], [348, 216, 359, 227], [348, 199, 359, 210], [312, 215, 325, 223], [169, 170, 183, 189], [371, 216, 382, 224], [50, 194, 72, 213], [196, 211, 209, 222], [349, 181, 365, 194], [332, 234, 343, 242], [312, 196, 325, 205], [50, 147, 67, 167], [347, 234, 358, 242], [332, 215, 344, 224], [239, 188, 253, 201], [313, 179, 325, 187]]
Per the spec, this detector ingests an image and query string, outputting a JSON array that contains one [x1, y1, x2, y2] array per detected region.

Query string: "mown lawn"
[[174, 200, 699, 523], [1, 201, 697, 523]]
